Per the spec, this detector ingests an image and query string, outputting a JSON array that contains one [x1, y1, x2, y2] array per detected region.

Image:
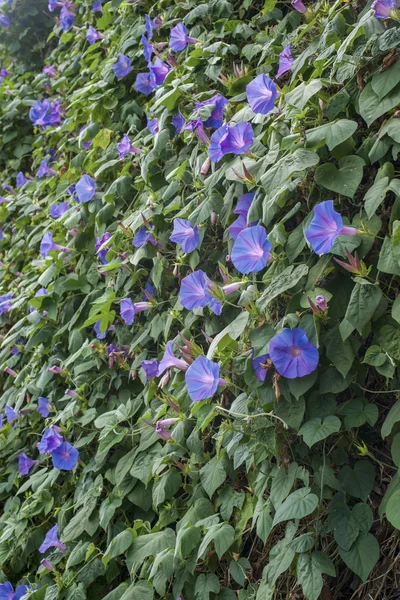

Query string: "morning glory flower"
[[316, 295, 328, 310], [5, 406, 18, 422], [155, 418, 179, 440], [37, 426, 63, 454], [39, 524, 66, 553], [184, 119, 210, 144], [269, 328, 319, 379], [141, 35, 153, 63], [196, 93, 228, 128], [372, 0, 398, 18], [52, 441, 79, 470], [4, 367, 17, 377], [76, 174, 96, 203], [246, 74, 278, 115], [0, 13, 9, 27], [47, 366, 63, 374], [231, 226, 272, 274], [135, 71, 157, 95], [18, 453, 38, 475], [228, 214, 249, 240], [43, 64, 57, 77], [252, 352, 270, 382], [149, 57, 171, 85], [0, 583, 29, 600], [234, 193, 255, 217], [305, 200, 357, 255], [86, 26, 103, 45], [30, 101, 50, 127], [94, 320, 108, 339], [170, 219, 200, 253], [180, 270, 212, 310], [60, 5, 75, 31], [37, 159, 56, 178], [38, 397, 51, 417], [142, 359, 159, 381], [0, 292, 13, 314], [117, 134, 141, 159], [48, 0, 59, 11], [277, 44, 293, 78], [95, 232, 111, 264], [92, 0, 102, 11], [132, 224, 156, 247], [112, 53, 132, 79], [40, 232, 69, 258], [209, 122, 254, 162], [185, 356, 225, 402], [170, 22, 197, 52], [120, 299, 151, 325], [158, 341, 189, 376], [146, 116, 159, 135], [291, 0, 307, 12], [143, 280, 154, 299], [50, 201, 69, 219], [145, 14, 157, 39], [172, 112, 186, 134]]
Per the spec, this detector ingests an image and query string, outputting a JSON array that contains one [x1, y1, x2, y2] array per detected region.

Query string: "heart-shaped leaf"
[[314, 155, 365, 198]]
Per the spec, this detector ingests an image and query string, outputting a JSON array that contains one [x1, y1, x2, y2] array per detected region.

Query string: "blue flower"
[[141, 34, 154, 63], [76, 175, 96, 203], [185, 356, 224, 402], [39, 524, 66, 553], [50, 201, 69, 219], [60, 6, 75, 31], [277, 44, 293, 78], [149, 57, 171, 86], [38, 426, 63, 454], [38, 397, 51, 417], [132, 224, 155, 247], [305, 200, 357, 255], [252, 352, 270, 382], [145, 14, 156, 39], [135, 71, 157, 95], [40, 232, 66, 258], [92, 0, 102, 11], [120, 298, 135, 325], [0, 292, 13, 315], [18, 453, 37, 475], [112, 53, 132, 79], [209, 122, 254, 162], [5, 406, 18, 423], [86, 26, 103, 45], [172, 112, 186, 133], [228, 214, 247, 240], [16, 172, 27, 187], [37, 159, 56, 178], [0, 13, 10, 27], [146, 116, 159, 135], [170, 218, 200, 253], [269, 328, 319, 379], [0, 583, 29, 600], [196, 93, 228, 128], [180, 270, 211, 310], [372, 0, 397, 18], [117, 134, 141, 159], [94, 320, 108, 339], [231, 226, 272, 274], [158, 341, 189, 376], [52, 441, 79, 471], [234, 192, 255, 217], [141, 358, 159, 381], [246, 74, 278, 115], [170, 22, 197, 52], [95, 232, 111, 263]]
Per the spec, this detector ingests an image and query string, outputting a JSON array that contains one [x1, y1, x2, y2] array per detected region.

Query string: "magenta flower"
[[117, 134, 141, 159], [252, 351, 270, 382], [269, 328, 319, 379], [372, 0, 397, 18], [185, 356, 225, 402], [209, 122, 254, 163], [76, 175, 96, 203], [305, 200, 357, 255], [39, 524, 66, 554], [277, 44, 293, 78], [38, 397, 51, 417], [86, 26, 103, 45], [135, 71, 157, 95], [155, 417, 179, 440], [52, 441, 79, 471], [158, 341, 189, 377], [150, 57, 171, 85], [246, 74, 277, 115], [4, 367, 16, 377], [291, 0, 306, 12], [141, 359, 159, 381], [112, 53, 132, 79], [231, 226, 272, 274], [170, 219, 200, 253], [169, 22, 197, 52], [37, 426, 63, 454], [18, 453, 38, 475]]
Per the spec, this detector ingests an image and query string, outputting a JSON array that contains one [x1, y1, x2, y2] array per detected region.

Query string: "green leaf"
[[363, 177, 391, 219], [285, 80, 323, 110], [200, 455, 227, 498], [381, 400, 400, 438], [272, 488, 318, 526], [256, 265, 308, 311], [127, 529, 175, 567], [339, 533, 379, 582], [371, 59, 400, 100], [338, 461, 375, 501], [345, 282, 382, 334], [386, 489, 400, 529], [359, 82, 400, 127], [392, 295, 400, 323], [207, 311, 249, 359], [297, 552, 335, 600], [391, 433, 400, 467], [194, 574, 220, 600], [314, 155, 365, 199], [120, 582, 154, 600], [92, 128, 112, 150], [260, 150, 319, 195], [289, 533, 315, 552], [103, 530, 134, 566], [298, 416, 341, 448]]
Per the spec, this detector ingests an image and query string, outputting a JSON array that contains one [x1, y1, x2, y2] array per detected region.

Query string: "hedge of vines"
[[0, 0, 400, 598]]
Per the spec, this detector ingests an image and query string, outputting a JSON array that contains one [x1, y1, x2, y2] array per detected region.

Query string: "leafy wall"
[[0, 0, 399, 599]]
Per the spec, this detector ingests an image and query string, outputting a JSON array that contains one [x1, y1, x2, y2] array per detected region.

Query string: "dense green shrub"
[[0, 0, 399, 599]]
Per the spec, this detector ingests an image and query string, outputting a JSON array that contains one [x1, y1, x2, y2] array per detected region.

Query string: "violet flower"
[[252, 351, 270, 382], [170, 218, 200, 253], [277, 44, 293, 78], [37, 159, 57, 178], [231, 226, 272, 274], [120, 299, 151, 325], [291, 0, 307, 13], [113, 53, 132, 79], [76, 175, 96, 203], [269, 328, 319, 379], [305, 200, 357, 255], [246, 74, 278, 115], [169, 22, 197, 52], [185, 356, 225, 402], [155, 417, 179, 440], [38, 397, 51, 417], [196, 93, 228, 128], [158, 341, 189, 377], [135, 71, 157, 95], [142, 359, 159, 381], [209, 122, 254, 162], [39, 524, 66, 553], [52, 441, 79, 470], [117, 134, 141, 159], [86, 26, 104, 45], [18, 453, 38, 475]]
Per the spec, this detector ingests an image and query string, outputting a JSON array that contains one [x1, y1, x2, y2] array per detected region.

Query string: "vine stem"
[[215, 406, 289, 429]]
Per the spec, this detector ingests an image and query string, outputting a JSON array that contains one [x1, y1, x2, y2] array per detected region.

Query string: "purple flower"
[[146, 116, 159, 135], [149, 57, 171, 86], [185, 119, 210, 144], [143, 280, 154, 299], [52, 441, 79, 470], [155, 417, 178, 440], [145, 14, 156, 39], [4, 367, 17, 377], [92, 0, 102, 11], [316, 295, 328, 310], [231, 226, 272, 274], [135, 71, 157, 95], [252, 352, 269, 382], [65, 389, 78, 397], [170, 219, 200, 253], [18, 453, 37, 475], [142, 358, 159, 381], [172, 112, 186, 134], [234, 192, 255, 217], [185, 356, 225, 402], [0, 13, 10, 27], [16, 172, 27, 187], [277, 44, 293, 78], [117, 134, 141, 159], [141, 34, 153, 62], [228, 214, 248, 240], [5, 406, 18, 423], [120, 299, 151, 325], [93, 320, 107, 339], [40, 560, 54, 571], [38, 426, 63, 454], [50, 201, 69, 219], [113, 53, 132, 79], [39, 524, 66, 554], [180, 270, 212, 310], [48, 0, 59, 12], [196, 93, 228, 128], [0, 583, 29, 600], [170, 22, 197, 52], [37, 159, 57, 178], [305, 201, 357, 255], [246, 74, 278, 115], [60, 5, 74, 31], [291, 0, 307, 12], [269, 328, 319, 379], [209, 122, 254, 162], [76, 175, 96, 203], [86, 25, 103, 45], [38, 397, 51, 417], [372, 0, 397, 18], [158, 341, 189, 376], [43, 64, 57, 77], [0, 292, 13, 314], [95, 231, 111, 263], [40, 232, 68, 258], [47, 366, 63, 374], [132, 224, 156, 247]]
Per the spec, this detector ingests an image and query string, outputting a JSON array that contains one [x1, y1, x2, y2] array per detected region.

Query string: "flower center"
[[290, 347, 301, 357]]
